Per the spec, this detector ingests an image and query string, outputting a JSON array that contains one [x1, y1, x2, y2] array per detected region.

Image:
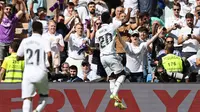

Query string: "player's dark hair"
[[67, 2, 75, 7], [185, 13, 194, 19], [101, 12, 111, 24], [69, 65, 77, 71], [10, 40, 21, 52], [87, 1, 95, 7], [32, 21, 43, 35]]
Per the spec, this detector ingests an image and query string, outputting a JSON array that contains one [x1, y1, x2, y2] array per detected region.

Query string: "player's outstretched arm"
[[116, 30, 127, 48]]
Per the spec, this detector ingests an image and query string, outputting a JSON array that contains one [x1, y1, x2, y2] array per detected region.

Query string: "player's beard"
[[90, 10, 95, 15]]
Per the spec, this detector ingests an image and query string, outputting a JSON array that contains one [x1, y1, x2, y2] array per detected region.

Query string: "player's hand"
[[128, 8, 132, 12]]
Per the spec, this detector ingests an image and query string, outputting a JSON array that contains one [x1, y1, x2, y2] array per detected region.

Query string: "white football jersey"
[[95, 21, 122, 56], [17, 33, 51, 81]]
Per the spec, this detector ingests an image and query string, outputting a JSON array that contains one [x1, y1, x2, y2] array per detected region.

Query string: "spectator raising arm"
[[15, 0, 26, 19], [0, 0, 4, 23], [54, 8, 60, 22], [128, 10, 139, 30], [29, 0, 35, 18], [64, 27, 75, 41], [146, 27, 164, 46], [122, 8, 132, 25]]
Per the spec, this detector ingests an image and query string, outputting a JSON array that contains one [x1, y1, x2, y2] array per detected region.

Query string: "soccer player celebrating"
[[17, 21, 52, 112], [95, 8, 132, 109]]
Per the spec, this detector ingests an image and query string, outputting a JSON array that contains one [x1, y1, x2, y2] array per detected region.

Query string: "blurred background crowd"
[[0, 0, 200, 83]]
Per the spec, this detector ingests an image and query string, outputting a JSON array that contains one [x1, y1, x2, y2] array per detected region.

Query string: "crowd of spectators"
[[1, 0, 200, 83]]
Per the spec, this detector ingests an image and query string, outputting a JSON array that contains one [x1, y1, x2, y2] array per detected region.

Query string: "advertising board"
[[0, 83, 199, 112]]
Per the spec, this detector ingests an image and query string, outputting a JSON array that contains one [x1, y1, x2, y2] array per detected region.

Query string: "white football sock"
[[35, 97, 48, 112], [23, 99, 32, 112], [109, 79, 116, 93], [112, 75, 126, 96]]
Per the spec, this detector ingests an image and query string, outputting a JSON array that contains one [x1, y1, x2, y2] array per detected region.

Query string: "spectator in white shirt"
[[64, 23, 90, 75], [112, 6, 124, 23], [117, 27, 164, 82], [64, 2, 80, 29], [78, 61, 101, 82], [29, 1, 48, 35], [164, 0, 180, 22], [123, 0, 138, 18], [84, 2, 99, 33], [194, 5, 200, 27], [42, 20, 65, 73], [72, 0, 89, 23], [180, 0, 195, 17], [165, 3, 184, 52], [87, 2, 98, 20], [178, 13, 200, 59], [95, 0, 109, 16]]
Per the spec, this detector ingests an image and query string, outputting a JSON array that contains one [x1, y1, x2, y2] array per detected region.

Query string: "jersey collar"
[[101, 23, 109, 26], [32, 33, 42, 37]]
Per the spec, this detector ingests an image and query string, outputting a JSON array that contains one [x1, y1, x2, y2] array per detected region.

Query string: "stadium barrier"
[[0, 83, 200, 112]]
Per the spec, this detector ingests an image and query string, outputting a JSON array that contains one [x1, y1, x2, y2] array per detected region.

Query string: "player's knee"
[[23, 97, 33, 101], [39, 94, 48, 104], [115, 70, 125, 78], [109, 72, 117, 80]]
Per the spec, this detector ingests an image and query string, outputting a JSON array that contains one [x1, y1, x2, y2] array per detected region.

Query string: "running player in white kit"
[[17, 21, 52, 112], [95, 8, 132, 110]]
